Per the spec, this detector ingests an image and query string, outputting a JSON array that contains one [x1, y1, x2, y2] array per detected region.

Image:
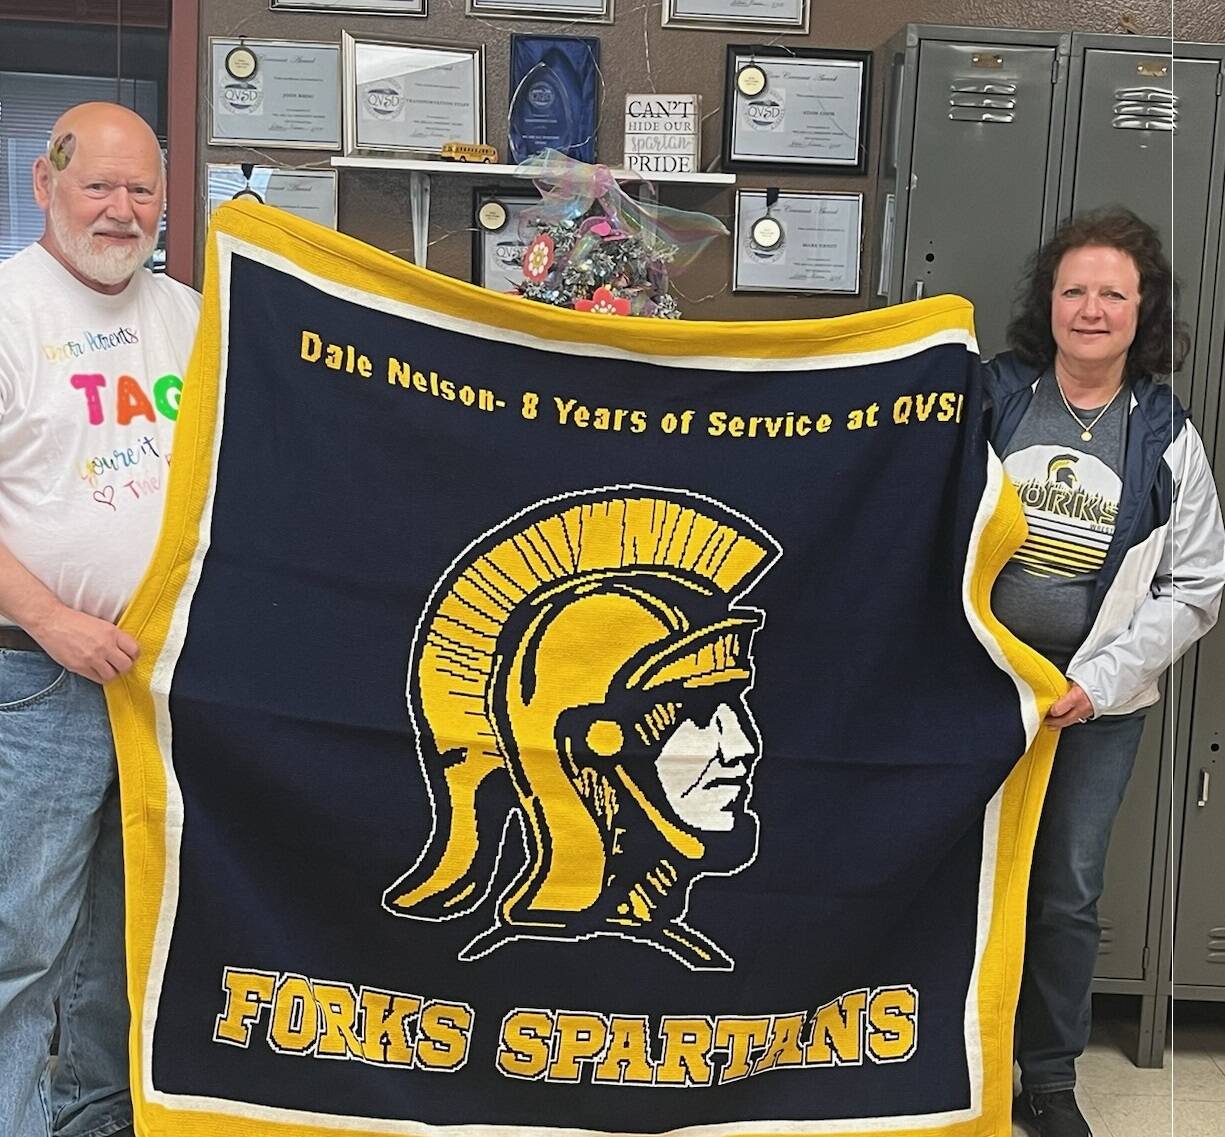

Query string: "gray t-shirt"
[[991, 373, 1128, 670]]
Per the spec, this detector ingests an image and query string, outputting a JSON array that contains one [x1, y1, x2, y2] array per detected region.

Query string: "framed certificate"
[[272, 0, 425, 11], [342, 33, 484, 155], [471, 189, 544, 290], [732, 189, 862, 294], [468, 0, 611, 22], [662, 0, 806, 33], [209, 39, 342, 149], [722, 45, 871, 173], [206, 164, 339, 228]]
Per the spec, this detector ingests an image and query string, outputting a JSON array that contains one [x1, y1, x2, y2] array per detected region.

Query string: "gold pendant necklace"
[[1054, 376, 1124, 442]]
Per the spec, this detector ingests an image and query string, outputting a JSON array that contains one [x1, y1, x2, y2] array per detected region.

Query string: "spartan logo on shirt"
[[1005, 447, 1122, 580], [383, 487, 781, 971]]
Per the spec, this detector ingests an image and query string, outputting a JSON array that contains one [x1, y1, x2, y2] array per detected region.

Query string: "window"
[[0, 70, 158, 261]]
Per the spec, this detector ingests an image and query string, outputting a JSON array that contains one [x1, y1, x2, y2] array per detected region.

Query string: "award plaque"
[[722, 45, 871, 174], [209, 38, 342, 149], [468, 0, 611, 21], [508, 35, 599, 164], [206, 164, 339, 228], [272, 0, 425, 11], [733, 189, 862, 294], [663, 0, 807, 33], [471, 189, 544, 290], [343, 33, 485, 155]]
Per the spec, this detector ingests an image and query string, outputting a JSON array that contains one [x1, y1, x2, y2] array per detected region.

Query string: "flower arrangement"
[[511, 150, 726, 319]]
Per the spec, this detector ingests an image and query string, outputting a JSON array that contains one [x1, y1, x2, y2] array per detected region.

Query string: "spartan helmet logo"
[[1047, 454, 1080, 488], [382, 487, 781, 971]]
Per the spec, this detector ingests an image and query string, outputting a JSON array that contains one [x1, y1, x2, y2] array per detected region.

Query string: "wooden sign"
[[623, 93, 700, 174]]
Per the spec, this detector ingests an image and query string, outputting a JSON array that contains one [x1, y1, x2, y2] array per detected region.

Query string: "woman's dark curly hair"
[[1006, 207, 1189, 378]]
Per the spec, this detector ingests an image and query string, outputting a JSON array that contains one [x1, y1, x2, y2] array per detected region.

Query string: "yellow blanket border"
[[108, 201, 1066, 1137]]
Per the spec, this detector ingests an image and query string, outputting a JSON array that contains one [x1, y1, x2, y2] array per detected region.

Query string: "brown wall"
[[197, 0, 1222, 319]]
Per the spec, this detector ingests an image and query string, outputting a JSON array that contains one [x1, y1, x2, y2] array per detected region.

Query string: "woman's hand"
[[1045, 682, 1095, 730]]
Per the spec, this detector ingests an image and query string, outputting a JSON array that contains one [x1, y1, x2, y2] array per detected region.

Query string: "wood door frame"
[[165, 0, 198, 285]]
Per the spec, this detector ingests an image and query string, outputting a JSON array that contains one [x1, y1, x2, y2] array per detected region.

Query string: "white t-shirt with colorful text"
[[0, 243, 201, 624]]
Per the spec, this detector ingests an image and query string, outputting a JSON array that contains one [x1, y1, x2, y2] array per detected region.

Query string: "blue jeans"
[[0, 647, 132, 1137], [1017, 710, 1147, 1093]]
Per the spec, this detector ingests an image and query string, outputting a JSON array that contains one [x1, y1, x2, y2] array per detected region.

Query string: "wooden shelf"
[[331, 155, 735, 185], [331, 155, 732, 270]]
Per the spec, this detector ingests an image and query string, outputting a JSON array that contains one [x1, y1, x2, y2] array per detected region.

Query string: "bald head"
[[46, 102, 163, 173], [34, 101, 164, 294]]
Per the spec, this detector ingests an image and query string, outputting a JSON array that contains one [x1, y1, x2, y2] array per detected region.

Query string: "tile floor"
[[1012, 998, 1225, 1137]]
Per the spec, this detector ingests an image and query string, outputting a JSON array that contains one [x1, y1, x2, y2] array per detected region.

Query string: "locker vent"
[[1208, 926, 1225, 964], [948, 81, 1017, 124], [1098, 916, 1114, 953], [1112, 86, 1178, 132]]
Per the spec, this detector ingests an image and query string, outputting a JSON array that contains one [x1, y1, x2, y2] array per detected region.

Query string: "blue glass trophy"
[[508, 35, 600, 165]]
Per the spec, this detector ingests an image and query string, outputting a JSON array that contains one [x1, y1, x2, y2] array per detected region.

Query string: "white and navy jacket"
[[986, 352, 1225, 717]]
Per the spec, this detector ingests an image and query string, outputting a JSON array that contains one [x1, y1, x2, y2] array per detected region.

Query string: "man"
[[0, 102, 201, 1137]]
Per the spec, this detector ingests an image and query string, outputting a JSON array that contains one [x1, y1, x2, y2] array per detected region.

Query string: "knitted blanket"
[[110, 200, 1062, 1137]]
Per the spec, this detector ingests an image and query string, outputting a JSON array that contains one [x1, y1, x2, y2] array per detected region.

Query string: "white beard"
[[49, 196, 158, 287]]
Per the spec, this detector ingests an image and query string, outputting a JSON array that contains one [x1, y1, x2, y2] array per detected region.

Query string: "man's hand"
[[1045, 682, 1095, 730], [29, 606, 140, 684]]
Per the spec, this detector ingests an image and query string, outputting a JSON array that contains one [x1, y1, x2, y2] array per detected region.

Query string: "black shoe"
[[1023, 1091, 1092, 1137]]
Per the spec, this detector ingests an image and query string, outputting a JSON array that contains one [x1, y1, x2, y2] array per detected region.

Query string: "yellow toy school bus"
[[440, 141, 498, 163]]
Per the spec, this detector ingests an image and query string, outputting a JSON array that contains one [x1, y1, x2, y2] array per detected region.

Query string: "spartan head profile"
[[382, 487, 781, 970]]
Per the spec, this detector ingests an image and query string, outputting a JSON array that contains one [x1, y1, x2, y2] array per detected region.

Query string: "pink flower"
[[575, 286, 631, 316], [522, 233, 555, 282], [582, 217, 628, 242]]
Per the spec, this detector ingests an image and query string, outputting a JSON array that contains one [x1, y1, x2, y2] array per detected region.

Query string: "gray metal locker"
[[1061, 41, 1182, 989], [873, 26, 1069, 359], [1175, 653, 1225, 992], [1168, 39, 1225, 1006], [1144, 94, 1225, 1054]]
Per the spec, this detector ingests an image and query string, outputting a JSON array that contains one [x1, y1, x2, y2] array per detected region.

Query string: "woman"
[[987, 208, 1224, 1137]]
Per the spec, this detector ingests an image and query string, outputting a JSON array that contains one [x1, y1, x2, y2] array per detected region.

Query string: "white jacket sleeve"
[[1068, 424, 1225, 716]]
